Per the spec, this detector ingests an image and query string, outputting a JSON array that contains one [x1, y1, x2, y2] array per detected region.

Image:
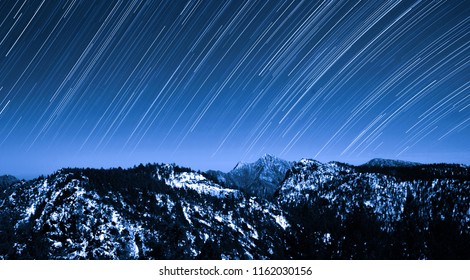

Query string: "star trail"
[[0, 0, 469, 178]]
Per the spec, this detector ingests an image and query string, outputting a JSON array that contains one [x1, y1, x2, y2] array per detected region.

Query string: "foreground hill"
[[0, 164, 288, 259]]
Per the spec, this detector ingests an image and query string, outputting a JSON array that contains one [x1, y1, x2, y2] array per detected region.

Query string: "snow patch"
[[166, 172, 239, 198], [182, 205, 192, 225], [25, 204, 36, 219], [272, 214, 289, 229]]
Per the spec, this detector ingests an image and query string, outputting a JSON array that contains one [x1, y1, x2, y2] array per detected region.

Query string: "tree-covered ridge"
[[277, 159, 470, 259], [1, 159, 469, 259], [0, 163, 288, 259]]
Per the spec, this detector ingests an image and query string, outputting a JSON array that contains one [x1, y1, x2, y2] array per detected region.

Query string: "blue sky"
[[0, 0, 468, 178]]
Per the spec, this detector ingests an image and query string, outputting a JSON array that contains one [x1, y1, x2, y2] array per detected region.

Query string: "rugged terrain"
[[0, 156, 469, 259]]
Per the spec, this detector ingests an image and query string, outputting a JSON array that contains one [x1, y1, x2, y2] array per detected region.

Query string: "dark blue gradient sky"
[[0, 1, 469, 178]]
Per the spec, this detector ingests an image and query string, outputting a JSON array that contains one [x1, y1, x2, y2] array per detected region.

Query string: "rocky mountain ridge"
[[1, 157, 469, 259], [206, 154, 292, 199]]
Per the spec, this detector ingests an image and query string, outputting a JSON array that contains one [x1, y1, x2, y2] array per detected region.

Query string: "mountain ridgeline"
[[0, 175, 19, 188], [0, 156, 469, 259], [206, 154, 292, 199]]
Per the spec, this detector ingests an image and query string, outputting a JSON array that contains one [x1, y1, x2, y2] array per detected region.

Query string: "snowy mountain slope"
[[1, 158, 469, 259], [277, 159, 470, 259], [155, 164, 240, 199], [0, 164, 289, 260]]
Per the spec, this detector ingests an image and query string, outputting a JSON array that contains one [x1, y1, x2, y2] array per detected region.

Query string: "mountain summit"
[[208, 154, 292, 199], [0, 175, 19, 188]]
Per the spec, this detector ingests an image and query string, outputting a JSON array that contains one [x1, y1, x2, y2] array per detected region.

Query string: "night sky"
[[0, 0, 469, 178]]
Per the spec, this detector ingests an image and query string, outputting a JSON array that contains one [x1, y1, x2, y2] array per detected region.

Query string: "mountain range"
[[0, 156, 469, 259]]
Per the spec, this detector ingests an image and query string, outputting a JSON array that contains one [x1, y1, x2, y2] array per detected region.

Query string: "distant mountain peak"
[[260, 153, 276, 160], [0, 175, 19, 187], [233, 154, 283, 171], [256, 153, 284, 164], [219, 155, 293, 199], [233, 161, 248, 170]]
